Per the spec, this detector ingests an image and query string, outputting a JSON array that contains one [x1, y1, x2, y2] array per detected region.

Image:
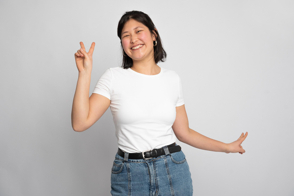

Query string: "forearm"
[[71, 71, 91, 131], [180, 128, 228, 153]]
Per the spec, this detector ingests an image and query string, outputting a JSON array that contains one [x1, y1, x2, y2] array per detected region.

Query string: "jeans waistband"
[[117, 142, 181, 160]]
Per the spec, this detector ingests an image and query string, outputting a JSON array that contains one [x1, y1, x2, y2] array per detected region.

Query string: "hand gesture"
[[226, 132, 248, 154], [74, 42, 95, 73]]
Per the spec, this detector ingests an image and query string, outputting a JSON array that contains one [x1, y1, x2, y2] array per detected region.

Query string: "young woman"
[[71, 10, 248, 196]]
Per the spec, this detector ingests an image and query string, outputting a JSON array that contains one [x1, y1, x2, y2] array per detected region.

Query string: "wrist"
[[79, 70, 92, 76], [224, 143, 230, 154]]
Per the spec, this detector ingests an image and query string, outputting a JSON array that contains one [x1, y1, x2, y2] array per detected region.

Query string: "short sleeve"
[[176, 74, 185, 107], [92, 68, 113, 100]]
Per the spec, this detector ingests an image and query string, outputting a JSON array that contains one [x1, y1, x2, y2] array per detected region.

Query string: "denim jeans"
[[110, 143, 193, 196]]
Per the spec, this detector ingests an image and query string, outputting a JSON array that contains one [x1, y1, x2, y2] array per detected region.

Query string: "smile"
[[131, 44, 143, 50]]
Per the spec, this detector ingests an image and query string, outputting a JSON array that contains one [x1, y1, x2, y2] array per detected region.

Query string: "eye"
[[137, 30, 142, 33], [123, 35, 129, 38]]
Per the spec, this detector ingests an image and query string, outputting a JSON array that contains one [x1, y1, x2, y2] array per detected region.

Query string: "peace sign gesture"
[[226, 132, 248, 154], [74, 41, 95, 73]]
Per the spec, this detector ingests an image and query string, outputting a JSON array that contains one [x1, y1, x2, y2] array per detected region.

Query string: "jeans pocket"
[[170, 150, 186, 164], [111, 159, 124, 174]]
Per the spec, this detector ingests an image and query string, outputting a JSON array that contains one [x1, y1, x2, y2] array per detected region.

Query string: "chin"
[[132, 53, 153, 61], [130, 54, 146, 61]]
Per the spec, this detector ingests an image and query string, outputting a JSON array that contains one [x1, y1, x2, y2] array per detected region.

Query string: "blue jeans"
[[110, 143, 193, 196]]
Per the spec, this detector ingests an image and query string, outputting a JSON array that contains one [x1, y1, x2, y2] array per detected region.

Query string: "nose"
[[130, 34, 138, 44]]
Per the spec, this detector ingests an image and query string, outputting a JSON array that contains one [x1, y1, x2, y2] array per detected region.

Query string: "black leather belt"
[[117, 142, 181, 160]]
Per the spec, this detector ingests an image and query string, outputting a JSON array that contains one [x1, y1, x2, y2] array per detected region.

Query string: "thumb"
[[240, 146, 245, 153]]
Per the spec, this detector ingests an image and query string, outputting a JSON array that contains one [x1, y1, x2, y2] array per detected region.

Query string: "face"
[[121, 19, 157, 61]]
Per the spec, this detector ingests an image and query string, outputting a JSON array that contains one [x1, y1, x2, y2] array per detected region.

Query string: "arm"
[[181, 128, 229, 153], [71, 71, 91, 132], [71, 72, 111, 132], [172, 104, 248, 154], [71, 42, 111, 132], [72, 42, 94, 131]]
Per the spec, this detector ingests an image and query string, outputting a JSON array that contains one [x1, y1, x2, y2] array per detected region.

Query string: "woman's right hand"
[[74, 41, 95, 73]]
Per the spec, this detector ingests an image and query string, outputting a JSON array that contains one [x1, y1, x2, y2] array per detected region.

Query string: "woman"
[[71, 10, 248, 196]]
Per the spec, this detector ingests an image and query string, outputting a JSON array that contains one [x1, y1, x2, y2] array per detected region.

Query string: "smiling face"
[[121, 19, 157, 62]]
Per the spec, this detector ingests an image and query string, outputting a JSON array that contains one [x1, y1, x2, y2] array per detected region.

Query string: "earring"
[[154, 40, 157, 46]]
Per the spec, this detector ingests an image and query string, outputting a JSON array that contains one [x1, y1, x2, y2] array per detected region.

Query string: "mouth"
[[131, 44, 144, 50]]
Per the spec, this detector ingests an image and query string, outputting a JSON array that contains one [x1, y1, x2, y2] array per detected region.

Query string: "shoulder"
[[161, 67, 181, 80], [109, 66, 126, 71], [101, 66, 124, 77], [108, 66, 129, 74]]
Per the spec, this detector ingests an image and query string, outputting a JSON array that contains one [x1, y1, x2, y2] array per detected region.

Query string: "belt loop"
[[123, 151, 129, 162], [163, 146, 170, 155]]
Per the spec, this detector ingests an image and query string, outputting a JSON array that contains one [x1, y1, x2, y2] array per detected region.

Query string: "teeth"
[[132, 45, 143, 49]]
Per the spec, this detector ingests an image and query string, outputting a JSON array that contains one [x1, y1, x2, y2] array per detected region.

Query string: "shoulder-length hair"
[[117, 10, 167, 69]]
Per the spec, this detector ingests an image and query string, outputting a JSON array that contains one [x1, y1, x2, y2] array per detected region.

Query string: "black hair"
[[117, 10, 167, 69]]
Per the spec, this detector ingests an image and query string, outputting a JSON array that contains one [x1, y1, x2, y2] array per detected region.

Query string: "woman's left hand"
[[225, 132, 248, 154]]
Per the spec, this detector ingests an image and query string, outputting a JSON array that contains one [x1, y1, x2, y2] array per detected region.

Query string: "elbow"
[[175, 134, 186, 143], [72, 122, 86, 132], [73, 126, 84, 132], [177, 128, 191, 143], [178, 136, 186, 143], [73, 126, 86, 132], [72, 125, 81, 132], [71, 112, 86, 132], [71, 117, 86, 132], [71, 115, 91, 132]]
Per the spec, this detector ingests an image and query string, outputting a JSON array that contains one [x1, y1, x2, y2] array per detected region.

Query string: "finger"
[[243, 132, 248, 139], [77, 50, 84, 56], [75, 50, 82, 57], [241, 132, 248, 142], [80, 48, 89, 59], [88, 42, 95, 55], [80, 42, 86, 51], [240, 146, 245, 153], [238, 133, 244, 140], [75, 51, 82, 57]]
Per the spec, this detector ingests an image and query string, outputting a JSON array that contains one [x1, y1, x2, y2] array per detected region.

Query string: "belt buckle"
[[142, 149, 153, 160]]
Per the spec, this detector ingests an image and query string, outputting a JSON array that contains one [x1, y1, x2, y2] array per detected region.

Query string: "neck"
[[131, 53, 159, 75]]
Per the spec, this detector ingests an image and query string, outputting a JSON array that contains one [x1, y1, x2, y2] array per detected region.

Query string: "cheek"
[[139, 33, 148, 42], [121, 40, 129, 50]]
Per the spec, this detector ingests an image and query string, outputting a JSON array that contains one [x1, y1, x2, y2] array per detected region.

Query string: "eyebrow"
[[121, 26, 142, 36]]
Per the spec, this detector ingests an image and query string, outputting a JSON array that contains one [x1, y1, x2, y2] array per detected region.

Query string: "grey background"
[[1, 0, 293, 195]]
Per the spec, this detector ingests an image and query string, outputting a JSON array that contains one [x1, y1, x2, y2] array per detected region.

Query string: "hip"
[[110, 143, 193, 196]]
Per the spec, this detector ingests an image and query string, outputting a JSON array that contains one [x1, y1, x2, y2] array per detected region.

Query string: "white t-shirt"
[[93, 66, 185, 153]]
